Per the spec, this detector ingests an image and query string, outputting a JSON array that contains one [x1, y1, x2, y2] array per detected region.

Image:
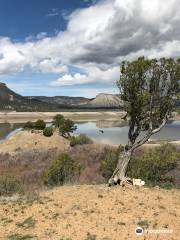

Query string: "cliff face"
[[87, 93, 123, 108]]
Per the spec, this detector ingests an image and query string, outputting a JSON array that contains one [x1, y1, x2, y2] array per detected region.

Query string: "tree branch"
[[130, 115, 168, 151]]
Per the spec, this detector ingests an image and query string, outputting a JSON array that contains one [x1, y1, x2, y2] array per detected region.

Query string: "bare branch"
[[152, 116, 167, 134], [131, 115, 168, 151]]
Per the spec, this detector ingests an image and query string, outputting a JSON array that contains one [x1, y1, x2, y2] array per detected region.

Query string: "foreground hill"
[[0, 185, 179, 240]]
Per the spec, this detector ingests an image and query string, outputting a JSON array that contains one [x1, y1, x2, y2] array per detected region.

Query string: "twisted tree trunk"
[[108, 149, 132, 186]]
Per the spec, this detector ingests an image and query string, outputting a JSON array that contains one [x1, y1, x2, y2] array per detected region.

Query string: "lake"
[[0, 120, 180, 145]]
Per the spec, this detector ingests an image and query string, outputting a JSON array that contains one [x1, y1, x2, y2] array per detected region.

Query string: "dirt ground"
[[0, 185, 179, 240], [0, 130, 69, 154]]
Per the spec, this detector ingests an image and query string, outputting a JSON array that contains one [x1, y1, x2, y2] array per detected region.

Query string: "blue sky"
[[0, 0, 179, 97], [0, 0, 90, 40]]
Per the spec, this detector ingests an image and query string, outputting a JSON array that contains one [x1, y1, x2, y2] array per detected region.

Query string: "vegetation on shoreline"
[[0, 140, 179, 197], [44, 153, 81, 186], [70, 134, 93, 147], [0, 106, 179, 197]]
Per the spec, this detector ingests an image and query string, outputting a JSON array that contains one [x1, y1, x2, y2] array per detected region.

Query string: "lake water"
[[0, 120, 180, 145]]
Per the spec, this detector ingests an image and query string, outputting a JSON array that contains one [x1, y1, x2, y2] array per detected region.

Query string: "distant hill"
[[31, 93, 123, 109], [0, 82, 24, 102], [0, 82, 123, 111], [0, 82, 60, 111], [86, 93, 123, 108], [29, 96, 90, 107]]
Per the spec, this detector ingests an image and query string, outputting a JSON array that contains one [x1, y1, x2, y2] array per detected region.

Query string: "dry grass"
[[0, 131, 69, 154], [0, 185, 179, 240], [0, 131, 117, 189]]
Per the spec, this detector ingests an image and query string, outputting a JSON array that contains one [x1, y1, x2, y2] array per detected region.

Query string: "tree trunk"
[[108, 149, 132, 186]]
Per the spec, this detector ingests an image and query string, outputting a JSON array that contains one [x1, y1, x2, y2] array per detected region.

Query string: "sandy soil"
[[0, 130, 69, 154], [0, 111, 126, 123], [1, 130, 180, 155], [0, 185, 179, 240], [0, 111, 180, 123]]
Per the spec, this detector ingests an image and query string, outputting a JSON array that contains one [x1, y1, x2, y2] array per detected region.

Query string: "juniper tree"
[[109, 57, 180, 186], [59, 119, 77, 138], [53, 114, 65, 128]]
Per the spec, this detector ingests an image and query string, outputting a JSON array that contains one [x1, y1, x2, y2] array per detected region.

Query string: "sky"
[[0, 0, 180, 97]]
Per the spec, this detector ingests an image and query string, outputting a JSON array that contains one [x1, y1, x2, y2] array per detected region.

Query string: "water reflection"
[[0, 120, 180, 145], [0, 122, 22, 140]]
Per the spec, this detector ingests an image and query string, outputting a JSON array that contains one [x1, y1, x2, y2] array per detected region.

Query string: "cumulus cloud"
[[50, 66, 119, 86], [0, 0, 180, 86]]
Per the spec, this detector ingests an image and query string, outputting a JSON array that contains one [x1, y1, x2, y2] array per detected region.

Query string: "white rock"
[[133, 178, 145, 186]]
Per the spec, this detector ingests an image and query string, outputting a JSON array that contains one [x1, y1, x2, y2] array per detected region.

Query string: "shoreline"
[[1, 129, 180, 152], [0, 111, 180, 123], [0, 111, 126, 123]]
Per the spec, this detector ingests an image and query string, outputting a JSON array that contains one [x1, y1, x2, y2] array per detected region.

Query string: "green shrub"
[[99, 145, 124, 179], [127, 144, 179, 186], [44, 153, 81, 186], [34, 119, 46, 130], [8, 234, 36, 240], [84, 232, 96, 240], [59, 119, 77, 138], [0, 174, 24, 196], [24, 121, 34, 129], [53, 114, 65, 128], [70, 134, 92, 147], [16, 217, 36, 229], [43, 127, 53, 137]]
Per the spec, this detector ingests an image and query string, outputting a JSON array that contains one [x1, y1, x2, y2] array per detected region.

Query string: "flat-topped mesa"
[[88, 93, 123, 108]]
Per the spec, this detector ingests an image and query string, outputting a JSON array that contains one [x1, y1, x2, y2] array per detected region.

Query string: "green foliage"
[[52, 114, 77, 138], [44, 153, 81, 186], [34, 119, 46, 130], [16, 217, 36, 229], [118, 57, 180, 146], [8, 234, 36, 240], [24, 121, 34, 129], [24, 120, 46, 130], [59, 119, 77, 138], [43, 126, 53, 137], [100, 145, 124, 179], [70, 134, 92, 147], [137, 220, 150, 228], [53, 114, 65, 128], [127, 144, 179, 186], [0, 174, 24, 196], [84, 233, 96, 240]]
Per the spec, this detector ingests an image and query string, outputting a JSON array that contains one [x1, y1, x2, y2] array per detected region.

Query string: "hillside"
[[0, 82, 123, 111], [0, 82, 24, 103], [0, 185, 179, 240], [29, 96, 90, 107], [87, 93, 123, 108], [32, 94, 123, 109], [0, 82, 60, 111]]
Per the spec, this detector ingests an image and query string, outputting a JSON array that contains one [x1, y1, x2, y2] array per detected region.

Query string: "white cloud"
[[0, 0, 180, 86], [51, 73, 88, 86], [46, 8, 59, 17], [50, 66, 119, 86]]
